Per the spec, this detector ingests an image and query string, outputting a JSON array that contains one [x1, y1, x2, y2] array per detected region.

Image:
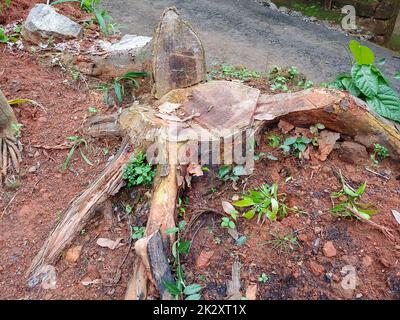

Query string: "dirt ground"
[[0, 0, 399, 301]]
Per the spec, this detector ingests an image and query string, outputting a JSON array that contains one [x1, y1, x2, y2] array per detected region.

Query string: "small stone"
[[323, 241, 337, 258], [362, 255, 373, 268], [309, 260, 325, 277], [65, 245, 82, 263], [28, 165, 37, 173], [356, 293, 363, 299]]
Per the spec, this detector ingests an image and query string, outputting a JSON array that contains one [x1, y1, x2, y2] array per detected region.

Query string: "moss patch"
[[273, 0, 345, 23]]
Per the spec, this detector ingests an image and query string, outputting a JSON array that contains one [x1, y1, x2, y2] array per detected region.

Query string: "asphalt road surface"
[[103, 0, 400, 89]]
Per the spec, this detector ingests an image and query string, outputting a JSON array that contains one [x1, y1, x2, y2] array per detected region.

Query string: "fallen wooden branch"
[[27, 137, 134, 277]]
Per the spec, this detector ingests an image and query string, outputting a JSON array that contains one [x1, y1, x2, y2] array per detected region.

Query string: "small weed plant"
[[63, 136, 93, 170], [234, 183, 298, 222], [122, 151, 155, 188], [164, 221, 202, 300], [331, 173, 377, 220]]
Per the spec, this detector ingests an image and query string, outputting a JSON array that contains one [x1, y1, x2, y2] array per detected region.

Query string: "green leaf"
[[233, 198, 255, 207], [163, 281, 181, 296], [232, 165, 247, 176], [178, 220, 187, 230], [340, 76, 361, 97], [270, 198, 279, 215], [366, 85, 400, 122], [178, 241, 191, 254], [343, 185, 359, 198], [284, 137, 297, 146], [349, 40, 375, 65], [114, 80, 122, 103], [63, 144, 78, 170], [235, 235, 247, 246], [218, 165, 230, 179], [351, 64, 379, 98], [243, 209, 256, 219], [267, 154, 278, 161], [94, 8, 109, 36], [228, 221, 236, 229], [185, 293, 201, 300], [356, 182, 367, 196], [79, 149, 94, 166], [395, 72, 400, 80], [165, 227, 179, 234], [183, 284, 202, 295]]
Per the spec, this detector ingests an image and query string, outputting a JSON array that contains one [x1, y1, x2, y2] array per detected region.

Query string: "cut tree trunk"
[[27, 86, 400, 296]]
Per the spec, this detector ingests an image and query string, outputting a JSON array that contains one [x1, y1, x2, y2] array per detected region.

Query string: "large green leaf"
[[340, 76, 361, 97], [351, 64, 379, 98], [349, 40, 375, 65], [366, 85, 400, 122]]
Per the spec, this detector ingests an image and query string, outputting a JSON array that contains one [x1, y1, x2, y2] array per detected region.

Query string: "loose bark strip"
[[27, 137, 134, 277]]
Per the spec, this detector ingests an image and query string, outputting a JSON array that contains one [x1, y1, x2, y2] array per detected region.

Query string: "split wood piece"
[[152, 7, 207, 99], [27, 137, 134, 277], [134, 230, 175, 300], [125, 162, 180, 300], [255, 89, 400, 159]]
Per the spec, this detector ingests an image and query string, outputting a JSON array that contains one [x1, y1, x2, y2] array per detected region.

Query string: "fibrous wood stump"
[[27, 7, 400, 300]]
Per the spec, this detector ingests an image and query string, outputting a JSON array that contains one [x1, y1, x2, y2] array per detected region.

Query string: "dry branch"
[[27, 137, 134, 277]]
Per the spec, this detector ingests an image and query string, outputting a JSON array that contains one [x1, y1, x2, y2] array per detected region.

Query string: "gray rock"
[[107, 34, 152, 54], [22, 4, 82, 44]]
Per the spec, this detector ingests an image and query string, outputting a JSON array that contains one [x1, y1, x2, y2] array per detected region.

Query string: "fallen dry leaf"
[[96, 238, 124, 250], [316, 131, 340, 161], [278, 119, 294, 133], [196, 250, 214, 268], [246, 283, 258, 300], [222, 200, 236, 215]]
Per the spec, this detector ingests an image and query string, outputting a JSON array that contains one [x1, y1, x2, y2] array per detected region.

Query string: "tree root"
[[0, 137, 23, 183]]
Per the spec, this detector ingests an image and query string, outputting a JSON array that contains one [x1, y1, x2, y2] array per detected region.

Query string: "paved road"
[[103, 0, 400, 89]]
